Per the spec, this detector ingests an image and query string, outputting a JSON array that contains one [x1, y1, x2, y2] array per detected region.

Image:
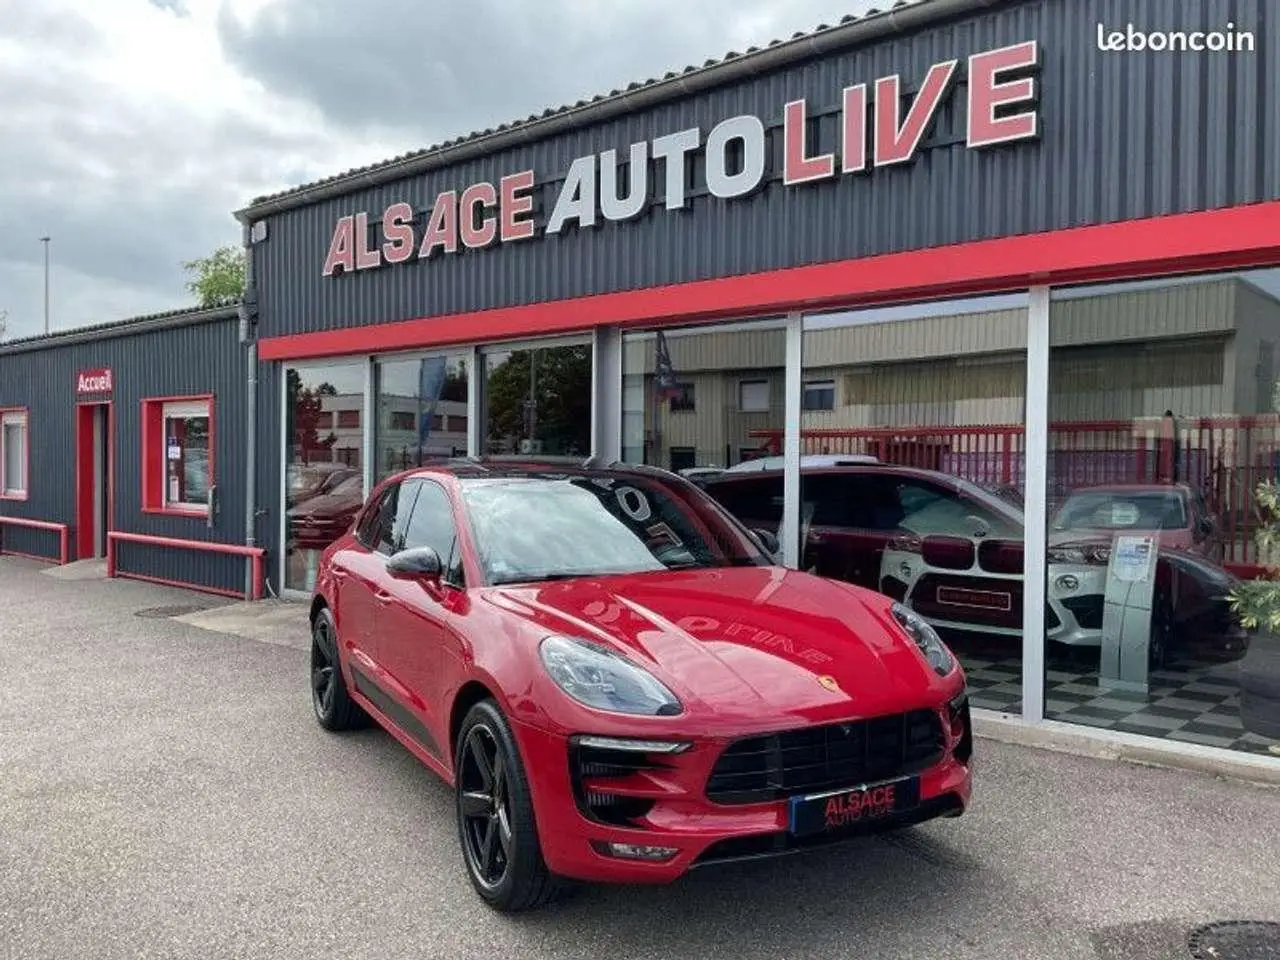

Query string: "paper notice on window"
[[1112, 535, 1156, 583], [167, 445, 181, 461]]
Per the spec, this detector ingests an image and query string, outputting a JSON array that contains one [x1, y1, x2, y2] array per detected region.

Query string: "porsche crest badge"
[[817, 675, 842, 694]]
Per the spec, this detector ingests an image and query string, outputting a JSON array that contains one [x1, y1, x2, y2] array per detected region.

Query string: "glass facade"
[[481, 340, 592, 457], [621, 318, 786, 472], [373, 353, 470, 485], [797, 296, 1030, 713], [1042, 269, 1280, 758], [283, 361, 367, 593]]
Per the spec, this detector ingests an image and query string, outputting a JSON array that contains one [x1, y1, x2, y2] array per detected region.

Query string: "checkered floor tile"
[[953, 643, 1279, 759]]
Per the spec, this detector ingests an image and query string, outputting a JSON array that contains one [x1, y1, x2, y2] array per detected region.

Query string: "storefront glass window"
[[162, 401, 211, 509], [1044, 269, 1280, 758], [797, 295, 1031, 714], [620, 318, 787, 472], [481, 340, 591, 457], [284, 361, 367, 592], [374, 353, 470, 484]]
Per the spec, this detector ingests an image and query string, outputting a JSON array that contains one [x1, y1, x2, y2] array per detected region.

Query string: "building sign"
[[76, 368, 114, 395], [321, 40, 1040, 277]]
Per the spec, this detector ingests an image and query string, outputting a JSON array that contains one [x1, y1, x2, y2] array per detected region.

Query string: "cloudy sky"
[[0, 0, 886, 341]]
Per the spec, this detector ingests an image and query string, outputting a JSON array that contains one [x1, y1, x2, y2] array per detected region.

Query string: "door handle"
[[374, 590, 394, 604], [331, 569, 349, 582]]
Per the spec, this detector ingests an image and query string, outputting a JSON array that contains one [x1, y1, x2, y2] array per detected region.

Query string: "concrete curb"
[[973, 710, 1280, 788]]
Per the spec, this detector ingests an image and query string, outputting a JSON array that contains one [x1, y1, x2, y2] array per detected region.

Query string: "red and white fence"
[[749, 415, 1280, 574]]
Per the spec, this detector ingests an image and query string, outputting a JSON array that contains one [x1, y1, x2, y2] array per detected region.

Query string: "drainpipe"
[[238, 217, 259, 599]]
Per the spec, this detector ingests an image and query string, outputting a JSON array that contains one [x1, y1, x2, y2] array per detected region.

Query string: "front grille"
[[911, 574, 1023, 629], [705, 710, 946, 805]]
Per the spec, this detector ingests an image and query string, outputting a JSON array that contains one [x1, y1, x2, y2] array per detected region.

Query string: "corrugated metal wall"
[[252, 0, 1278, 337], [0, 314, 255, 595]]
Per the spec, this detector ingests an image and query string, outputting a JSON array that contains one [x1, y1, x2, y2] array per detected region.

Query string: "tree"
[[182, 245, 245, 305], [1228, 380, 1280, 631], [484, 346, 592, 454], [0, 309, 7, 341]]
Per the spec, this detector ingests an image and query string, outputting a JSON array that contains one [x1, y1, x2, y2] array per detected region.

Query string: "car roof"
[[388, 455, 691, 486], [1066, 483, 1190, 495], [723, 453, 881, 472]]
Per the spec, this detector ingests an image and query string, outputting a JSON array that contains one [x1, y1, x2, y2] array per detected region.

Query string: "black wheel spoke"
[[460, 791, 491, 819], [480, 820, 497, 878], [312, 666, 332, 693], [491, 753, 505, 804], [469, 736, 494, 789], [496, 807, 512, 855]]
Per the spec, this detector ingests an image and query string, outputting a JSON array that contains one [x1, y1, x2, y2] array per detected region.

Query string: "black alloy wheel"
[[309, 606, 364, 731], [453, 699, 567, 911], [458, 724, 513, 890]]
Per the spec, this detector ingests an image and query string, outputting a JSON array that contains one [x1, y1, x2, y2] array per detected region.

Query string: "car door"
[[804, 472, 907, 588], [372, 478, 465, 764], [330, 482, 404, 668]]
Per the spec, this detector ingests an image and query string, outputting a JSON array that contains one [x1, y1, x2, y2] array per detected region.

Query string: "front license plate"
[[787, 777, 922, 838], [936, 586, 1012, 611]]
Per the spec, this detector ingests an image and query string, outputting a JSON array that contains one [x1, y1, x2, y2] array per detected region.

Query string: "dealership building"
[[3, 0, 1279, 765]]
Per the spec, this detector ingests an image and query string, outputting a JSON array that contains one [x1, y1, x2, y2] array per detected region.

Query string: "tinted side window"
[[356, 485, 396, 548], [402, 481, 463, 585], [843, 476, 908, 530], [802, 473, 852, 526], [705, 476, 783, 525], [360, 480, 420, 556]]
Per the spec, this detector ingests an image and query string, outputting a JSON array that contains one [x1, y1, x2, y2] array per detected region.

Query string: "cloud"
[[216, 0, 879, 140], [0, 0, 879, 341], [0, 0, 413, 340]]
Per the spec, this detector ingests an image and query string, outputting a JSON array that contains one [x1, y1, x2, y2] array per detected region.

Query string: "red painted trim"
[[75, 401, 116, 559], [0, 516, 69, 565], [106, 530, 264, 601], [0, 406, 30, 501], [258, 200, 1280, 362], [139, 394, 215, 515]]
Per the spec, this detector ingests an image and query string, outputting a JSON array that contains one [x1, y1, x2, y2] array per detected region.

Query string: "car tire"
[[454, 698, 567, 912], [310, 606, 365, 732]]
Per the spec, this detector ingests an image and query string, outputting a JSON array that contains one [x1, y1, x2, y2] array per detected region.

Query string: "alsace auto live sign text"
[[321, 41, 1040, 277]]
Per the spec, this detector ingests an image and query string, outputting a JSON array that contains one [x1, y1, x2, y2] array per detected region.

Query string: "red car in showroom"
[[307, 457, 972, 911]]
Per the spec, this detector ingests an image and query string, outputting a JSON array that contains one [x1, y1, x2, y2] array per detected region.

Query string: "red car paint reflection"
[[307, 458, 972, 912], [289, 474, 365, 550]]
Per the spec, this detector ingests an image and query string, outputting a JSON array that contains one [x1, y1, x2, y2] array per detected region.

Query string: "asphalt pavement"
[[1, 555, 1278, 960]]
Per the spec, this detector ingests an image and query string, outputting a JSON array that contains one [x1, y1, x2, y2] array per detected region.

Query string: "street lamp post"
[[39, 236, 50, 335]]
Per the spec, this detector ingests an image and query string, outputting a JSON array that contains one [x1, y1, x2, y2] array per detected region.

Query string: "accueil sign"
[[321, 41, 1040, 277]]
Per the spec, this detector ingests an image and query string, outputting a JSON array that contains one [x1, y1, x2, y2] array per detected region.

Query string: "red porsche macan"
[[308, 457, 973, 911]]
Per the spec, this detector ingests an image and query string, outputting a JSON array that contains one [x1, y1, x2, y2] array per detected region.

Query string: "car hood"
[[1048, 528, 1193, 550], [482, 566, 948, 723], [289, 492, 362, 519]]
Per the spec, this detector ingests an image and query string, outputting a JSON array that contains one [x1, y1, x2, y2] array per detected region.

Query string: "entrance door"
[[77, 403, 112, 560]]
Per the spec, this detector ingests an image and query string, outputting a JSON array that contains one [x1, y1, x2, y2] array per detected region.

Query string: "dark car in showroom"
[[700, 464, 1248, 667], [307, 457, 973, 911]]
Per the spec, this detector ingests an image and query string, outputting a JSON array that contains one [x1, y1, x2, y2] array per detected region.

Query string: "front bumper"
[[510, 699, 974, 885]]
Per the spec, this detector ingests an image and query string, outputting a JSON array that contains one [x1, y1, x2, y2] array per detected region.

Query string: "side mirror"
[[750, 527, 780, 557], [386, 545, 443, 583]]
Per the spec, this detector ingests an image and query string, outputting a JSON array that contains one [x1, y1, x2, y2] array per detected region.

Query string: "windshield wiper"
[[490, 573, 584, 585]]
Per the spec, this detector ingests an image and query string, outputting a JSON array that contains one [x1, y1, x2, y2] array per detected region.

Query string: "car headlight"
[[890, 602, 956, 677], [538, 636, 683, 717]]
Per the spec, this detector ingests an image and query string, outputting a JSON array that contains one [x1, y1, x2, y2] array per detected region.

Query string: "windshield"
[[1052, 490, 1188, 531], [459, 473, 769, 585]]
